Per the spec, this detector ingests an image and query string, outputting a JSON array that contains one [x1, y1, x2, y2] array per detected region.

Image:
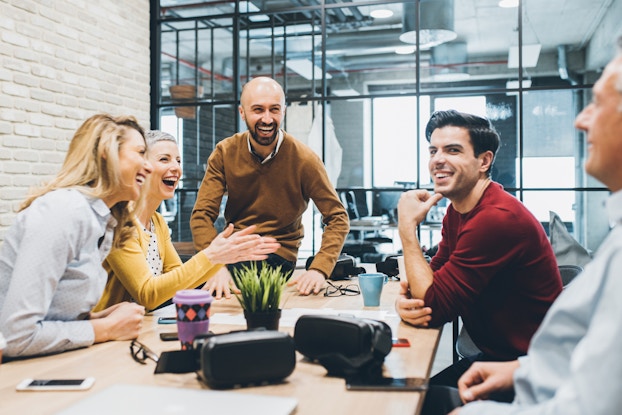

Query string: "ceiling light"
[[395, 46, 416, 55], [400, 0, 457, 49], [332, 88, 360, 96], [286, 59, 332, 81], [498, 0, 519, 8], [506, 79, 532, 96], [508, 44, 541, 68], [370, 9, 393, 19]]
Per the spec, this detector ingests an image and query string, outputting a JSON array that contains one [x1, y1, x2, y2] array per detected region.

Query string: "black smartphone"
[[157, 317, 176, 324], [159, 332, 179, 341], [346, 376, 428, 391]]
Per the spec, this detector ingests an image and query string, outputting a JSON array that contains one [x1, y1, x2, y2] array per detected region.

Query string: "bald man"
[[190, 77, 349, 297]]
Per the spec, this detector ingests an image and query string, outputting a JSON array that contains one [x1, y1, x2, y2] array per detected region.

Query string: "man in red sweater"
[[396, 110, 562, 392]]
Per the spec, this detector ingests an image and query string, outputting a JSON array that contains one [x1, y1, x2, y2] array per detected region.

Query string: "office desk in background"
[[0, 270, 441, 415]]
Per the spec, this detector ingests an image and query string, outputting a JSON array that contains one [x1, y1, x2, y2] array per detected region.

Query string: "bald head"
[[238, 77, 286, 153], [240, 77, 285, 107]]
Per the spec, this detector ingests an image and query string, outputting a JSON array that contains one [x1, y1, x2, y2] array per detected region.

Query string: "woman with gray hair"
[[94, 130, 280, 311]]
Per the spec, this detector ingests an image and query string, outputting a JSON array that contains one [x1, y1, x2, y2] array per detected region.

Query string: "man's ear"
[[479, 151, 494, 173], [238, 105, 245, 121]]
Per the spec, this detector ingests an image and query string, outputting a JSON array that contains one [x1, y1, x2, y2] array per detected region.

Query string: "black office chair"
[[558, 264, 583, 287]]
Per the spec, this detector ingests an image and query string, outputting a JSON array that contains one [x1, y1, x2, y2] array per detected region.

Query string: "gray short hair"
[[145, 130, 177, 148]]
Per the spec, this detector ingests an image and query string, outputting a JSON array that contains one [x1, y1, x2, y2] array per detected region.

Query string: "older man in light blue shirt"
[[448, 37, 622, 415]]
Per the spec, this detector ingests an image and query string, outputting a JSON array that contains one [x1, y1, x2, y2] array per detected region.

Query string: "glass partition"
[[154, 0, 618, 259]]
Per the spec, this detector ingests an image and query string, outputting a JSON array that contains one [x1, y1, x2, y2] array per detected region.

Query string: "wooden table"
[[0, 275, 441, 415]]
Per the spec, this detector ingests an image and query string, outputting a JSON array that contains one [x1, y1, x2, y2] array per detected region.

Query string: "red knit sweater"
[[426, 182, 562, 360]]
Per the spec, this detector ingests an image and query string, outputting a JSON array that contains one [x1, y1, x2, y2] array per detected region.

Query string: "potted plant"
[[231, 262, 288, 330]]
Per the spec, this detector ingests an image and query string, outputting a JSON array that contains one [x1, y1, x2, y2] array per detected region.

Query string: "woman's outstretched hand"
[[201, 224, 280, 265]]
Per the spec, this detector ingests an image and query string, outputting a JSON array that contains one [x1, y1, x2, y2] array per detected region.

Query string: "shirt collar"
[[247, 130, 284, 164], [606, 190, 622, 226]]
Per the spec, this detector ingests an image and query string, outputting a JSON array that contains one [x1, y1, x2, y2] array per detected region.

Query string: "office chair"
[[558, 264, 583, 287]]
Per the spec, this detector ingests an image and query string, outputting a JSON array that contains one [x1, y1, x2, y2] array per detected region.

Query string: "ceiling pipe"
[[557, 45, 579, 85]]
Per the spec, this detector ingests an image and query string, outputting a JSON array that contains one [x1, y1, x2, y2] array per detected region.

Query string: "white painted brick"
[[2, 162, 31, 175], [0, 69, 13, 82], [13, 0, 38, 14], [40, 79, 65, 93], [13, 150, 39, 162], [13, 97, 41, 113], [0, 16, 16, 31], [14, 124, 41, 137], [0, 193, 11, 205], [1, 31, 30, 48], [0, 109, 27, 122], [32, 163, 60, 175], [29, 113, 55, 127], [2, 136, 30, 148], [0, 122, 12, 135], [3, 59, 30, 73], [32, 66, 57, 80], [13, 73, 39, 88], [2, 83, 30, 98], [30, 138, 57, 151], [30, 89, 55, 103], [13, 175, 43, 187]]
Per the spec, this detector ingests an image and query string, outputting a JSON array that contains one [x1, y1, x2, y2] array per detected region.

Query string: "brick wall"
[[0, 0, 151, 241]]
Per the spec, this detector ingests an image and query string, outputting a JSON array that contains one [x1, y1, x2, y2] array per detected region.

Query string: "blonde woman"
[[95, 131, 279, 311], [0, 114, 151, 358]]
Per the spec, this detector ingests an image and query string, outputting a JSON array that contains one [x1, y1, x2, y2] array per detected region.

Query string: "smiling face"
[[238, 77, 285, 152], [429, 125, 492, 207], [106, 128, 153, 207], [146, 140, 182, 202], [574, 55, 622, 191]]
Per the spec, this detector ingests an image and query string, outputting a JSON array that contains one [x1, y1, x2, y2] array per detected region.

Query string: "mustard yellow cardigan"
[[94, 212, 221, 311]]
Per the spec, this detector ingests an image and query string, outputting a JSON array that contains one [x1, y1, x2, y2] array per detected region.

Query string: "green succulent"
[[231, 262, 288, 312]]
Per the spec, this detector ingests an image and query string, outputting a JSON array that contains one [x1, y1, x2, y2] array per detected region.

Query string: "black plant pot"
[[243, 309, 282, 330]]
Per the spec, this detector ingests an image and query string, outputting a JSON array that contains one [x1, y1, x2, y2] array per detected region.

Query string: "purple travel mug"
[[172, 290, 213, 350]]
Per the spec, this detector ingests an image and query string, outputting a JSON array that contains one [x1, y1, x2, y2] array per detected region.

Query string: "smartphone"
[[392, 337, 411, 347], [346, 376, 427, 391], [159, 332, 179, 341], [157, 317, 176, 324], [16, 378, 95, 391]]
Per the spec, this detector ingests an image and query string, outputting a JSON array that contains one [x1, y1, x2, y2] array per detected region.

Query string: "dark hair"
[[425, 109, 500, 176]]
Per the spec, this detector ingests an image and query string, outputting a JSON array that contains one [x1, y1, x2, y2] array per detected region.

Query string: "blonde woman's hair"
[[20, 113, 146, 247]]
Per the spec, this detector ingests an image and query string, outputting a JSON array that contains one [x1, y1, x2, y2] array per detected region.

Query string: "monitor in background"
[[371, 190, 403, 224]]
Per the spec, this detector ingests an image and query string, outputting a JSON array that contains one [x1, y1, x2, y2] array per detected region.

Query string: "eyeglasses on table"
[[130, 339, 159, 364], [324, 280, 361, 297]]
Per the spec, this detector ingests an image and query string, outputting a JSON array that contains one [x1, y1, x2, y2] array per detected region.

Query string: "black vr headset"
[[293, 314, 392, 379], [156, 329, 296, 389], [305, 253, 366, 281]]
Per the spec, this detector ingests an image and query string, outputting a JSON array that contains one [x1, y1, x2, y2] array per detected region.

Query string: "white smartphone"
[[16, 378, 95, 391]]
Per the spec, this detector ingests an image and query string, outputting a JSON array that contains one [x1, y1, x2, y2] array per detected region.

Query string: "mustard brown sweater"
[[190, 130, 349, 277]]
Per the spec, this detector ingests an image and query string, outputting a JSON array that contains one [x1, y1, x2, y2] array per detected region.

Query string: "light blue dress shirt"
[[461, 190, 622, 414], [0, 188, 116, 357]]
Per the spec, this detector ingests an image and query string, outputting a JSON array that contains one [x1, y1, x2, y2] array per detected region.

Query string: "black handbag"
[[156, 329, 296, 389], [293, 314, 392, 378]]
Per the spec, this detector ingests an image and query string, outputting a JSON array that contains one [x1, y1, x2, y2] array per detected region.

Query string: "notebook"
[[57, 384, 298, 415]]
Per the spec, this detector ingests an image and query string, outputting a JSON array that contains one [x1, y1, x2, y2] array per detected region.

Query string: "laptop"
[[57, 384, 298, 415]]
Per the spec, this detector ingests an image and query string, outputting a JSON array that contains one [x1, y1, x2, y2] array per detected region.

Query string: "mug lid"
[[172, 289, 213, 304]]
